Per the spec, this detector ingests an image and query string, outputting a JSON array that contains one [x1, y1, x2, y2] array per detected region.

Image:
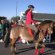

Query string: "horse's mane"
[[40, 20, 53, 25]]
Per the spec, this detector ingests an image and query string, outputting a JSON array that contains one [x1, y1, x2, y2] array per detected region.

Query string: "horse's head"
[[47, 26, 53, 35], [46, 20, 54, 35], [39, 20, 54, 35]]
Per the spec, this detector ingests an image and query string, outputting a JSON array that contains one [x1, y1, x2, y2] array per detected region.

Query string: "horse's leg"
[[34, 31, 44, 55], [34, 38, 42, 55], [37, 31, 45, 54], [10, 38, 16, 55], [34, 42, 39, 55], [10, 29, 18, 55], [39, 43, 45, 54], [38, 32, 45, 54]]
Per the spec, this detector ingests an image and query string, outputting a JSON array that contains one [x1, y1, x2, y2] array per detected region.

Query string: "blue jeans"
[[0, 32, 3, 39]]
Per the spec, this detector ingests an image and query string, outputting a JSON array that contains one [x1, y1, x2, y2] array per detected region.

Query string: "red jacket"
[[25, 10, 33, 26], [25, 9, 38, 26]]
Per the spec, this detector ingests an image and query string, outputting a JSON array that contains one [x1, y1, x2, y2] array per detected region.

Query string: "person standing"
[[0, 20, 3, 42], [1, 19, 10, 47], [1, 19, 6, 40]]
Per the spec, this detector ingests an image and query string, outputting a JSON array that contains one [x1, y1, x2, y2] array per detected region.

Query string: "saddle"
[[20, 24, 33, 37]]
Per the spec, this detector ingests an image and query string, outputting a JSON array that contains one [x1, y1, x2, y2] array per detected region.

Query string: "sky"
[[0, 0, 55, 19]]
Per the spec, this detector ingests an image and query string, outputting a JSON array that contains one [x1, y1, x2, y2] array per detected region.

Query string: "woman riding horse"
[[9, 20, 53, 55]]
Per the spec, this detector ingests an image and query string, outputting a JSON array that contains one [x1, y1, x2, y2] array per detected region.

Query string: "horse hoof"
[[34, 49, 39, 55], [39, 48, 45, 54]]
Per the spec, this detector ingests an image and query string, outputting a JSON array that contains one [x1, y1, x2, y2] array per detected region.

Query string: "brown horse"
[[9, 20, 54, 55]]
